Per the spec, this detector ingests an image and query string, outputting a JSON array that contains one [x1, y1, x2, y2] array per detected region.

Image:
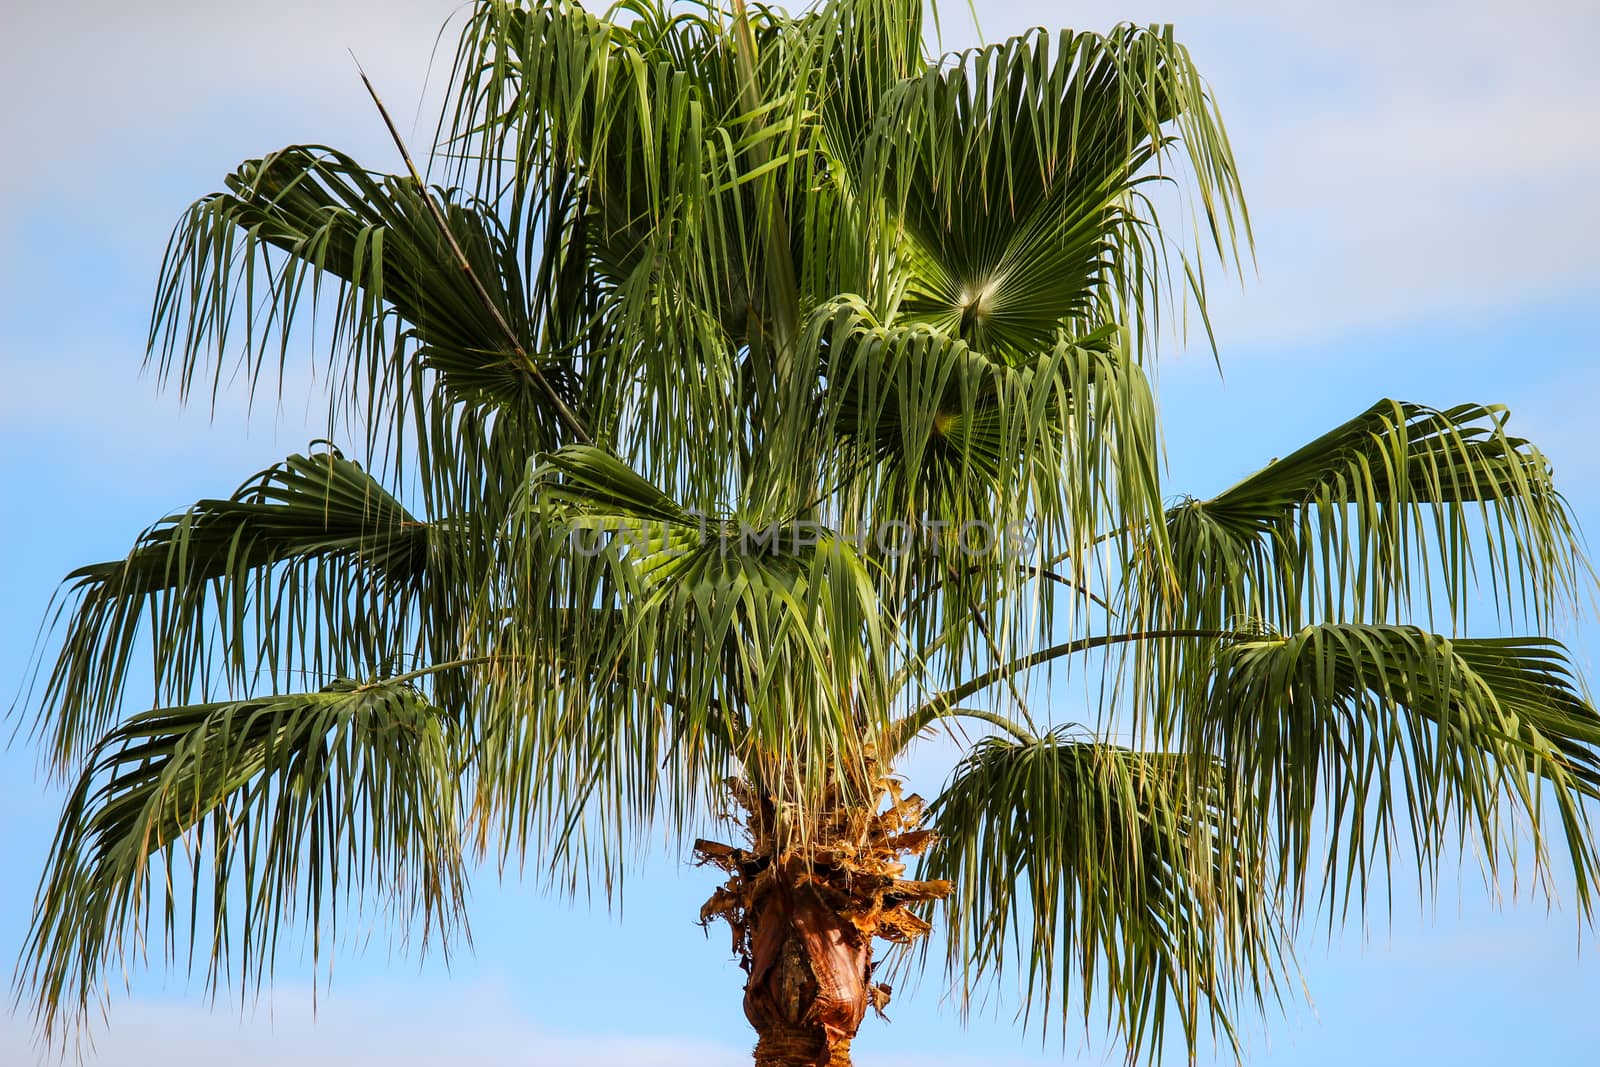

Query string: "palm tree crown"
[[15, 1, 1599, 1063]]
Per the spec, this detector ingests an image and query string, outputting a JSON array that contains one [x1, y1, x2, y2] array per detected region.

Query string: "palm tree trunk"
[[743, 866, 871, 1067], [696, 777, 952, 1067]]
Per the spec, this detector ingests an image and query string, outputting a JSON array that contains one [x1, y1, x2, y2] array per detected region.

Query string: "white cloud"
[[0, 977, 1066, 1067], [0, 979, 749, 1067], [0, 1, 461, 209]]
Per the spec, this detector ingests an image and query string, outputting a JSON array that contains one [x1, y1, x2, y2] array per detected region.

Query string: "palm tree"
[[15, 1, 1600, 1064]]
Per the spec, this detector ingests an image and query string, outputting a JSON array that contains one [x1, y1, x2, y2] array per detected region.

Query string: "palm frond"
[[792, 298, 1163, 689], [1143, 400, 1585, 635], [860, 23, 1249, 358], [21, 451, 440, 773], [150, 145, 575, 469], [440, 0, 793, 503], [923, 731, 1284, 1062], [1191, 623, 1600, 924], [21, 679, 466, 1041]]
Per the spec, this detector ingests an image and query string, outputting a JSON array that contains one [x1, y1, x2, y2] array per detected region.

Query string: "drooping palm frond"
[[150, 145, 574, 470], [808, 0, 925, 173], [437, 0, 801, 499], [1139, 400, 1583, 638], [1190, 623, 1600, 925], [1095, 399, 1590, 776], [22, 451, 439, 774], [790, 298, 1164, 687], [21, 679, 466, 1041], [923, 731, 1285, 1062]]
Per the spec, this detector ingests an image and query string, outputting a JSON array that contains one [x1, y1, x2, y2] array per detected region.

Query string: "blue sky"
[[2, 1, 1599, 1063]]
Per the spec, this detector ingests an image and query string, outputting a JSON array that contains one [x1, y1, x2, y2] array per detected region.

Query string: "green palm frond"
[[862, 23, 1248, 356], [1144, 400, 1583, 636], [150, 145, 573, 468], [22, 451, 437, 773], [1191, 623, 1600, 923], [21, 679, 466, 1041], [809, 0, 925, 171], [924, 731, 1284, 1062], [439, 0, 794, 499], [795, 299, 1164, 682]]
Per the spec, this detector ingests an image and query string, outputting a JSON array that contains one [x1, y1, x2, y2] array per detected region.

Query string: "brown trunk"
[[743, 866, 871, 1067], [695, 775, 952, 1067]]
